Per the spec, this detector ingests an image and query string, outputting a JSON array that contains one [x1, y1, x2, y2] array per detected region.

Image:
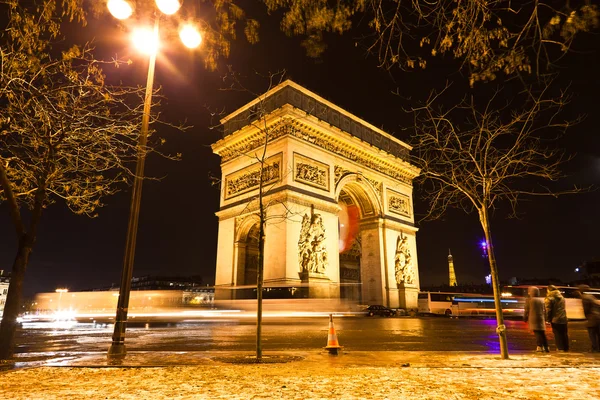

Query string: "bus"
[[502, 285, 600, 320], [418, 292, 464, 316], [450, 295, 526, 318]]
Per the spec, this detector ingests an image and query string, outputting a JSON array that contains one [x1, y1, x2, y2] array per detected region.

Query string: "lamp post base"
[[107, 342, 127, 358]]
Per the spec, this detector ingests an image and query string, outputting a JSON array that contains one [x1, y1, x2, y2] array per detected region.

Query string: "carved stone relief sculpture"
[[387, 189, 411, 217], [334, 165, 351, 185], [298, 205, 329, 275], [394, 233, 414, 286], [294, 153, 329, 191], [364, 177, 382, 197], [224, 154, 282, 199]]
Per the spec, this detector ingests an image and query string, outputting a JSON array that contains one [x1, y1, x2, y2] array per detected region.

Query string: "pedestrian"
[[524, 286, 549, 352], [544, 285, 569, 351], [577, 284, 600, 353]]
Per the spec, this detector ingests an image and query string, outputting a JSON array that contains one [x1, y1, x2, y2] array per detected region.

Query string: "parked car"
[[365, 305, 395, 317]]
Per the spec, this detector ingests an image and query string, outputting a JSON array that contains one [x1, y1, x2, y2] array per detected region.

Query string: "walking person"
[[544, 285, 569, 351], [524, 286, 549, 352], [577, 284, 600, 353]]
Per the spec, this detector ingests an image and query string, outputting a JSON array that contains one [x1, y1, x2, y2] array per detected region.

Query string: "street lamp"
[[107, 0, 201, 358]]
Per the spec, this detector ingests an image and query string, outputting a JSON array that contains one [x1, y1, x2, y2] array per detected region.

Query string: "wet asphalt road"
[[13, 316, 594, 356]]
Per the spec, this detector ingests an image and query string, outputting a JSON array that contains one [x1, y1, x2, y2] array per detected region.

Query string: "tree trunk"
[[0, 171, 46, 361], [0, 235, 33, 360], [256, 204, 265, 362], [479, 208, 509, 359], [255, 129, 269, 362]]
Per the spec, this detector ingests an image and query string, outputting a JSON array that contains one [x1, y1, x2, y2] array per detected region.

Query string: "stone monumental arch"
[[211, 80, 421, 309]]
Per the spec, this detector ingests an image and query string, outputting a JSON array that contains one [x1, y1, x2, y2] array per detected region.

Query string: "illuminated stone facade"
[[211, 80, 420, 309]]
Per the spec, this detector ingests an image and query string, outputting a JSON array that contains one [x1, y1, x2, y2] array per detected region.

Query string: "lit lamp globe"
[[156, 0, 181, 15], [179, 25, 201, 49], [132, 27, 160, 55], [107, 0, 133, 20]]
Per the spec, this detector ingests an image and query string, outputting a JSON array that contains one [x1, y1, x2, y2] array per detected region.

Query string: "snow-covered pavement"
[[2, 351, 599, 399]]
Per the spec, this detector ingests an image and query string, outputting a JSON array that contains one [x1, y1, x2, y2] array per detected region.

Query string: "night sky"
[[1, 4, 599, 296]]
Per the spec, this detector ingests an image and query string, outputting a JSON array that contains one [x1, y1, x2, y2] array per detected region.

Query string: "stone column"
[[359, 218, 386, 305], [233, 242, 246, 287], [214, 217, 235, 300]]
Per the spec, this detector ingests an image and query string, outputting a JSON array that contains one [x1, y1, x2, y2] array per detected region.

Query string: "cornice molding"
[[213, 113, 420, 185]]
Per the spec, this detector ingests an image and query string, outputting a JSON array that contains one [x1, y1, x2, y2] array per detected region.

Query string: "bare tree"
[[409, 81, 582, 359], [213, 71, 304, 362], [0, 1, 175, 360], [260, 0, 598, 84]]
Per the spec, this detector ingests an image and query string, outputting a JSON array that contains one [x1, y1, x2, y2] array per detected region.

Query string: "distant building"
[[129, 275, 206, 291], [95, 275, 215, 306]]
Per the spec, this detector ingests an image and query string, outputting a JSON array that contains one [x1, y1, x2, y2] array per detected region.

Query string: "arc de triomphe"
[[211, 80, 421, 309]]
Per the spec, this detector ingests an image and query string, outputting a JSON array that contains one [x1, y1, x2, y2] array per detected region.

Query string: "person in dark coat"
[[524, 286, 549, 352], [544, 285, 569, 351], [577, 284, 600, 353]]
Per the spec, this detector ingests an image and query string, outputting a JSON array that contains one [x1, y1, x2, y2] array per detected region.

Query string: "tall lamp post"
[[107, 0, 201, 358]]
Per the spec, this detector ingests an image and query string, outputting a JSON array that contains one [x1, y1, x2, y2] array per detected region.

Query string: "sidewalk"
[[2, 350, 600, 399]]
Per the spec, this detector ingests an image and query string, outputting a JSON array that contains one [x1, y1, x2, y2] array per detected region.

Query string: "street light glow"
[[132, 27, 159, 55], [107, 0, 133, 20], [179, 25, 202, 48], [155, 0, 181, 15]]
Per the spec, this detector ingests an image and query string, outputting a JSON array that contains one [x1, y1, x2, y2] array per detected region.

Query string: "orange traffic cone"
[[324, 314, 343, 355]]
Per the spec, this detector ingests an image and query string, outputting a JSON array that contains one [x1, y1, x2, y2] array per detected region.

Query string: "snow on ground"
[[2, 352, 600, 399]]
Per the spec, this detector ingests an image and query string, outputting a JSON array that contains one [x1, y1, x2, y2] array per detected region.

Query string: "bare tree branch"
[[408, 78, 587, 359]]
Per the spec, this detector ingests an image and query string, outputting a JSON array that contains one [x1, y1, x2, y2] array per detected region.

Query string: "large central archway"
[[338, 196, 361, 302], [336, 174, 386, 305]]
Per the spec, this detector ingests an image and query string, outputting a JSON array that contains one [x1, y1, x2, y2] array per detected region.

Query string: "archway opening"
[[336, 177, 382, 305], [232, 221, 260, 300], [242, 223, 260, 286], [338, 189, 362, 303]]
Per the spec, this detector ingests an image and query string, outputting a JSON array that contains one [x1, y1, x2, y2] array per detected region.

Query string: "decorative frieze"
[[224, 153, 282, 200], [219, 121, 417, 185], [219, 121, 289, 163], [288, 122, 415, 185], [294, 153, 329, 191], [387, 189, 411, 217], [221, 84, 410, 163]]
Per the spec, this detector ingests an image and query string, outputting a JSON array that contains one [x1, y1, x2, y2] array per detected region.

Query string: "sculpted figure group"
[[395, 234, 414, 285], [298, 207, 328, 275]]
